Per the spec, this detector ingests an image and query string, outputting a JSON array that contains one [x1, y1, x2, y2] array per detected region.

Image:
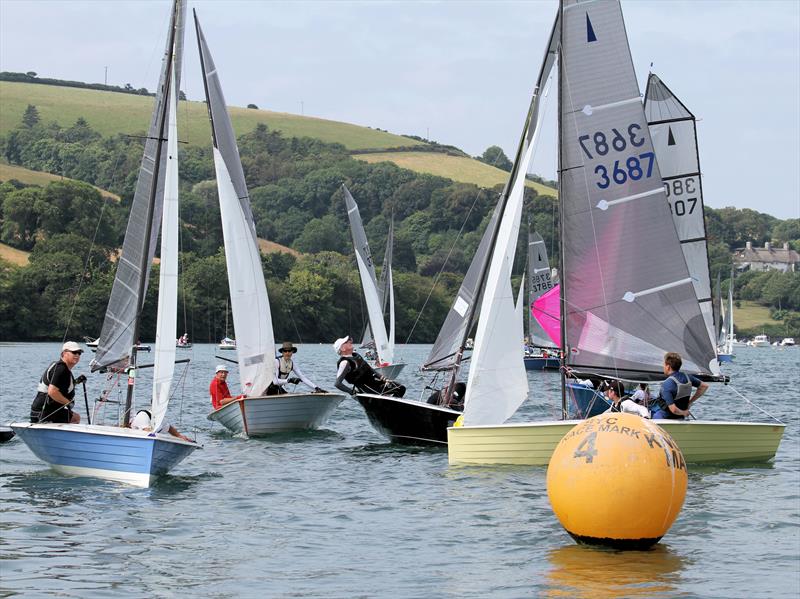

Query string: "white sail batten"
[[151, 65, 180, 431], [463, 142, 535, 426], [213, 150, 274, 396]]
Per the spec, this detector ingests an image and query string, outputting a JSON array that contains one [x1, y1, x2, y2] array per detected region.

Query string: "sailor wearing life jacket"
[[264, 341, 327, 395], [652, 352, 708, 419], [333, 335, 405, 398], [30, 341, 85, 424]]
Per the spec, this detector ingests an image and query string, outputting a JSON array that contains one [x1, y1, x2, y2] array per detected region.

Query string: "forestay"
[[196, 15, 274, 396], [558, 0, 718, 380], [342, 185, 392, 364], [93, 0, 187, 372], [644, 73, 715, 349], [151, 62, 180, 431], [527, 230, 557, 348]]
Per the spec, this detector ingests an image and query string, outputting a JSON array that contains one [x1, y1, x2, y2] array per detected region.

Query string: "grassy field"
[[0, 241, 30, 265], [0, 163, 120, 201], [735, 301, 778, 330], [0, 82, 423, 151], [258, 238, 299, 257], [355, 152, 557, 197]]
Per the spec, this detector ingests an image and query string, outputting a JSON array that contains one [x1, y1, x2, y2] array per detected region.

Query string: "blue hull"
[[523, 357, 561, 371], [718, 354, 733, 363], [568, 383, 611, 418], [10, 423, 198, 487]]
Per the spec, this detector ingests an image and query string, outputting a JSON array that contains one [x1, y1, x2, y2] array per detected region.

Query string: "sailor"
[[265, 341, 327, 395], [209, 365, 240, 410], [426, 382, 466, 411], [130, 409, 193, 442], [333, 335, 405, 397], [602, 380, 650, 418], [651, 352, 708, 419], [30, 341, 85, 424]]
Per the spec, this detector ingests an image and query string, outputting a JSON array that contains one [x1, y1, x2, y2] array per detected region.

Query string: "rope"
[[727, 384, 784, 424]]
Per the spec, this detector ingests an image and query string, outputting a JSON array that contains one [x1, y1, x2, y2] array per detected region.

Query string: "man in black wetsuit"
[[333, 336, 405, 397]]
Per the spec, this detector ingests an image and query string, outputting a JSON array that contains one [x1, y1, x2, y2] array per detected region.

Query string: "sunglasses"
[[280, 349, 294, 353], [67, 350, 83, 355]]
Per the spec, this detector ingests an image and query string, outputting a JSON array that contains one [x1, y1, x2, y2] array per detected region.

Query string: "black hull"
[[0, 427, 16, 443], [354, 394, 461, 446]]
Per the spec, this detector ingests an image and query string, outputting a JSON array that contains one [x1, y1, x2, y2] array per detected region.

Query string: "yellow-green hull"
[[447, 420, 785, 466]]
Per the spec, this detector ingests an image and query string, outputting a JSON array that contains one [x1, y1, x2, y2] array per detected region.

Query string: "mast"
[[122, 1, 179, 426], [557, 0, 567, 419]]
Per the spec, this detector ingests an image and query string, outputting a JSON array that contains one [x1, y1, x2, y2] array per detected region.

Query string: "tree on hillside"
[[22, 104, 40, 128], [478, 145, 512, 172], [247, 103, 258, 109]]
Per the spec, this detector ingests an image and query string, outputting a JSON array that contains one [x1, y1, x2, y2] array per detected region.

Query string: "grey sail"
[[93, 0, 187, 371], [361, 215, 393, 348], [527, 229, 556, 348], [558, 0, 718, 380], [644, 73, 715, 349], [422, 201, 501, 371], [714, 271, 724, 346]]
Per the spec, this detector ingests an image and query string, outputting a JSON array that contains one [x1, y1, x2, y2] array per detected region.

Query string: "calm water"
[[1, 342, 798, 598]]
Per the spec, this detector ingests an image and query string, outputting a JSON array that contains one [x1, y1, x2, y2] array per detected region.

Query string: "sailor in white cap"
[[209, 364, 239, 411], [30, 341, 85, 424]]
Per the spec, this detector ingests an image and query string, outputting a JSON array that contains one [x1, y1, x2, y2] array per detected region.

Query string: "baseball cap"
[[215, 364, 229, 373], [333, 336, 352, 353], [62, 341, 83, 353]]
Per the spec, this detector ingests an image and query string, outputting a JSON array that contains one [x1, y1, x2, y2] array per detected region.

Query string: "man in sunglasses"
[[264, 341, 327, 395], [333, 335, 405, 398], [30, 341, 85, 424]]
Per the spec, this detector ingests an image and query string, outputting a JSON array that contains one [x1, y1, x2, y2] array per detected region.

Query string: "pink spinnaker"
[[532, 284, 560, 348]]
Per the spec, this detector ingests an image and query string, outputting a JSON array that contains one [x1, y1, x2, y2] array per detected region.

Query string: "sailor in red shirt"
[[209, 364, 238, 410]]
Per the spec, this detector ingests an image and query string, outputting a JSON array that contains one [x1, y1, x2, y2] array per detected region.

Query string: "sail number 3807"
[[578, 124, 655, 189]]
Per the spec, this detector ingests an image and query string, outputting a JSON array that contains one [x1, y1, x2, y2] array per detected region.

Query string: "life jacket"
[[277, 357, 293, 379], [655, 374, 693, 414], [37, 361, 73, 397], [337, 353, 376, 388]]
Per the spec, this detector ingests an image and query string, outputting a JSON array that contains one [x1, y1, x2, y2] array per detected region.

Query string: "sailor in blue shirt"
[[652, 352, 708, 419]]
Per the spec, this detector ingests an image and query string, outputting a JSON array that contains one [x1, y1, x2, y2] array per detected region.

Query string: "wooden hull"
[[9, 422, 199, 487], [207, 393, 344, 436], [354, 393, 461, 445], [447, 420, 785, 466], [374, 363, 406, 380]]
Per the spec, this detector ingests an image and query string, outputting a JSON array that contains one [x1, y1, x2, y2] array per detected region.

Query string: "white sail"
[[388, 264, 395, 360], [515, 271, 526, 343], [343, 186, 392, 364], [197, 17, 275, 397], [725, 270, 735, 354], [151, 63, 180, 431], [463, 142, 535, 426]]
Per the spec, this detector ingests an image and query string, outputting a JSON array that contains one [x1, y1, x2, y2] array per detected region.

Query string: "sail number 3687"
[[578, 124, 655, 189]]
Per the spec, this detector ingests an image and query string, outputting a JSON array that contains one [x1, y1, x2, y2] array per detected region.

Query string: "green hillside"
[[0, 162, 120, 201], [0, 81, 424, 151], [0, 81, 556, 195]]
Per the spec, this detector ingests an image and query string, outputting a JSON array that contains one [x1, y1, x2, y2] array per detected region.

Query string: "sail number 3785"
[[578, 124, 655, 189]]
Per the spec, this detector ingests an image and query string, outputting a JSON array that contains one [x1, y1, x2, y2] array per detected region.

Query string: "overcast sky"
[[1, 0, 798, 219]]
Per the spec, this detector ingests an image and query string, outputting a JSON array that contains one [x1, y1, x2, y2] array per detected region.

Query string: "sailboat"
[[717, 267, 735, 361], [351, 12, 558, 447], [342, 185, 405, 379], [11, 0, 199, 487], [447, 0, 784, 466], [523, 228, 560, 370], [195, 13, 344, 436], [218, 298, 236, 350]]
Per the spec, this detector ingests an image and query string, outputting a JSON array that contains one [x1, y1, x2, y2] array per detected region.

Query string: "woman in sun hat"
[[264, 342, 327, 396]]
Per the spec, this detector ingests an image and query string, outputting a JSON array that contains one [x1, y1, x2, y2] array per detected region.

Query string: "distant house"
[[734, 241, 799, 273]]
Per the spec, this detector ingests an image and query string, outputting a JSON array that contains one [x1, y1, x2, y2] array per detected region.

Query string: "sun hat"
[[279, 341, 298, 353], [333, 336, 352, 353], [215, 364, 230, 373], [62, 341, 83, 353]]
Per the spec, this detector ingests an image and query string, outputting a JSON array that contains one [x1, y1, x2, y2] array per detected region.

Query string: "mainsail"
[[93, 0, 187, 371], [342, 184, 392, 364], [645, 73, 715, 349], [196, 13, 274, 396], [527, 229, 556, 348], [558, 0, 718, 380]]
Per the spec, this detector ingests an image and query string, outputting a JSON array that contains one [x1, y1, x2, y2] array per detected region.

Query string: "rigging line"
[[61, 149, 128, 342], [728, 384, 784, 424]]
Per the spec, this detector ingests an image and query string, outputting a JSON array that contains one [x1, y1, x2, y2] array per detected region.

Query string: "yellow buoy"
[[546, 412, 688, 550]]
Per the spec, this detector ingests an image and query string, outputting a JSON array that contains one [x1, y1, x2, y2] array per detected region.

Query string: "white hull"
[[447, 419, 785, 466], [208, 393, 345, 436], [374, 362, 406, 380]]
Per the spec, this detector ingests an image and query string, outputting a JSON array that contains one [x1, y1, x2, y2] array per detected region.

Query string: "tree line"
[[0, 109, 798, 342]]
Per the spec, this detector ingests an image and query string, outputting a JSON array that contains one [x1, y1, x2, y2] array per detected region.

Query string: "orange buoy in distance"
[[546, 412, 688, 550]]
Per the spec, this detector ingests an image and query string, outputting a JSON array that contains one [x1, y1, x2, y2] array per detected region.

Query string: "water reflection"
[[542, 543, 686, 598]]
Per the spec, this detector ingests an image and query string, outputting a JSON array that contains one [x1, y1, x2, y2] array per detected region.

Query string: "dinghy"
[[11, 0, 199, 487], [523, 228, 560, 370], [447, 0, 784, 466], [195, 13, 343, 436]]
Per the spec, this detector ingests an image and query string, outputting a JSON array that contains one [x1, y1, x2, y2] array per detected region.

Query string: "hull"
[[523, 356, 560, 371], [176, 343, 193, 349], [447, 420, 785, 466], [374, 362, 406, 380], [218, 344, 236, 350], [567, 383, 610, 418], [0, 426, 15, 443], [718, 353, 733, 363], [9, 422, 198, 487], [354, 393, 461, 445], [208, 393, 344, 436]]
